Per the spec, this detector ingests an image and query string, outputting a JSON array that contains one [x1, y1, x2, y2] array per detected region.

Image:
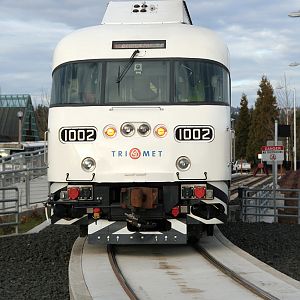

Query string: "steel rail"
[[231, 174, 253, 184], [193, 244, 280, 300], [107, 245, 139, 300], [230, 176, 270, 195]]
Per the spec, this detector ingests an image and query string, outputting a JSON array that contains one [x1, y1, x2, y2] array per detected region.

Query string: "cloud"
[[0, 0, 300, 107], [0, 18, 72, 95]]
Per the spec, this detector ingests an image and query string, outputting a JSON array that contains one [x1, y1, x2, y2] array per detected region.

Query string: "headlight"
[[81, 157, 96, 172], [138, 123, 151, 136], [176, 156, 191, 171], [121, 123, 135, 137]]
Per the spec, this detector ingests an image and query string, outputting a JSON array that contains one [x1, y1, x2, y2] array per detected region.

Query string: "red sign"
[[261, 146, 284, 151]]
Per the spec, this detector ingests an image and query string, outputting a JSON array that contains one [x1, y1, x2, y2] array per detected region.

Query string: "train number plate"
[[175, 126, 214, 142], [59, 127, 97, 143]]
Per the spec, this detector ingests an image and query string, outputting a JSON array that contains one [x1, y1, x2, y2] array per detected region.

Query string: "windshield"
[[106, 60, 169, 103], [51, 59, 230, 106]]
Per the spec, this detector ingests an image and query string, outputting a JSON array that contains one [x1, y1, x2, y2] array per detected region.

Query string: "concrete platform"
[[200, 227, 300, 300]]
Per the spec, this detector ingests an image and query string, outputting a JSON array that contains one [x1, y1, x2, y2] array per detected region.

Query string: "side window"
[[51, 62, 102, 105], [175, 60, 230, 104]]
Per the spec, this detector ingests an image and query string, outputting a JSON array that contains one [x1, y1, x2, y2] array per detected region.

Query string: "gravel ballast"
[[0, 225, 79, 300], [0, 222, 299, 299], [218, 222, 300, 281]]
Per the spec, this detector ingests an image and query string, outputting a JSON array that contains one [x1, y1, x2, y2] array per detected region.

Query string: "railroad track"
[[193, 244, 279, 300], [69, 175, 295, 300], [231, 173, 253, 184], [107, 245, 138, 300], [69, 234, 300, 300], [106, 243, 270, 300], [102, 244, 265, 299], [230, 174, 271, 198]]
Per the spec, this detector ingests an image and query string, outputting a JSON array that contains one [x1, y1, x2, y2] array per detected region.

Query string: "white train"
[[47, 0, 231, 244]]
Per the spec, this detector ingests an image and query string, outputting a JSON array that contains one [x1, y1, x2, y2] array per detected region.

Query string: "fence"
[[240, 186, 300, 224], [0, 187, 19, 234], [0, 149, 48, 211]]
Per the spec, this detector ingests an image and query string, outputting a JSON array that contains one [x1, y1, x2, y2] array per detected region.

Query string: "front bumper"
[[88, 218, 187, 244]]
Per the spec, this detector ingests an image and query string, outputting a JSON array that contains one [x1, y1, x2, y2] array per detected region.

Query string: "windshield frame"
[[50, 58, 231, 107]]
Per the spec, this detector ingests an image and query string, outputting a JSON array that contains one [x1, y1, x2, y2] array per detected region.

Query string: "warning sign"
[[261, 145, 284, 162]]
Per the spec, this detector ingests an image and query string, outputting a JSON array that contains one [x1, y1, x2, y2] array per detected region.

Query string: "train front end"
[[47, 0, 231, 244]]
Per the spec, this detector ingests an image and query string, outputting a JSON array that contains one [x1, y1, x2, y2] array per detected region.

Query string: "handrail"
[[0, 148, 46, 163], [240, 187, 300, 224], [0, 187, 19, 234], [0, 166, 48, 176]]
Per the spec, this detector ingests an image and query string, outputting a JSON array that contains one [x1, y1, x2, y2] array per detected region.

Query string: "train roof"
[[102, 0, 192, 25], [52, 1, 229, 71]]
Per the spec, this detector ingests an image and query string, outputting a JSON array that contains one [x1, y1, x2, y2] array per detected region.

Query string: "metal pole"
[[18, 118, 22, 144], [233, 132, 236, 163], [25, 171, 30, 208], [16, 189, 19, 234], [273, 120, 278, 222], [274, 120, 278, 187], [17, 111, 23, 145], [284, 79, 289, 164], [293, 89, 297, 171]]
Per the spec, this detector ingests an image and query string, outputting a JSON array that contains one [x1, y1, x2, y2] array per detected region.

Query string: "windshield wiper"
[[116, 49, 140, 84]]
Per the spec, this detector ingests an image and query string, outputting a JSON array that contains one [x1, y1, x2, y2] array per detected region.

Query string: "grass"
[[0, 209, 46, 236]]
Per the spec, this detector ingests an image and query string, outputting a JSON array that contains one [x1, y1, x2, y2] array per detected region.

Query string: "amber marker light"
[[104, 125, 117, 138], [154, 125, 167, 138]]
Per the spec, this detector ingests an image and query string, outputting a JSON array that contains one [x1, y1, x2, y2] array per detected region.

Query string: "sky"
[[0, 0, 300, 108]]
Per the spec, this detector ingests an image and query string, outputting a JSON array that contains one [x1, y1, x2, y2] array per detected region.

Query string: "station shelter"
[[0, 94, 40, 142]]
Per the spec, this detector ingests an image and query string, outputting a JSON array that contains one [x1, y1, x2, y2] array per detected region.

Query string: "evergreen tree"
[[235, 93, 250, 160], [246, 75, 278, 162], [34, 104, 49, 139]]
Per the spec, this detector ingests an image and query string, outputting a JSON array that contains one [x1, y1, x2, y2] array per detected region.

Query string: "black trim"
[[66, 172, 95, 182], [49, 102, 230, 108], [112, 40, 166, 49], [100, 62, 106, 105], [51, 58, 230, 81], [207, 183, 229, 205], [183, 1, 193, 25], [169, 60, 175, 103], [176, 171, 207, 181]]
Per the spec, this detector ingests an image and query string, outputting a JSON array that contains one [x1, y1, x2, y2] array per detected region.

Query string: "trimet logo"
[[111, 148, 163, 159], [129, 148, 141, 159]]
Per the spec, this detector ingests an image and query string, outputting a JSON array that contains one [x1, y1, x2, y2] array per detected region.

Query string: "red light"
[[68, 187, 80, 200], [194, 186, 206, 199], [171, 206, 180, 217], [93, 207, 101, 220]]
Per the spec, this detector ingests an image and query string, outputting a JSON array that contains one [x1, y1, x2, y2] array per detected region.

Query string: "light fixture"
[[176, 156, 191, 171], [81, 157, 96, 172], [121, 123, 135, 137], [104, 125, 117, 138], [154, 125, 167, 138], [138, 123, 151, 136]]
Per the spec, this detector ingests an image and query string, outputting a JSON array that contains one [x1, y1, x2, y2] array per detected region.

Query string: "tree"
[[246, 75, 278, 162], [235, 93, 250, 160], [34, 104, 49, 139]]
